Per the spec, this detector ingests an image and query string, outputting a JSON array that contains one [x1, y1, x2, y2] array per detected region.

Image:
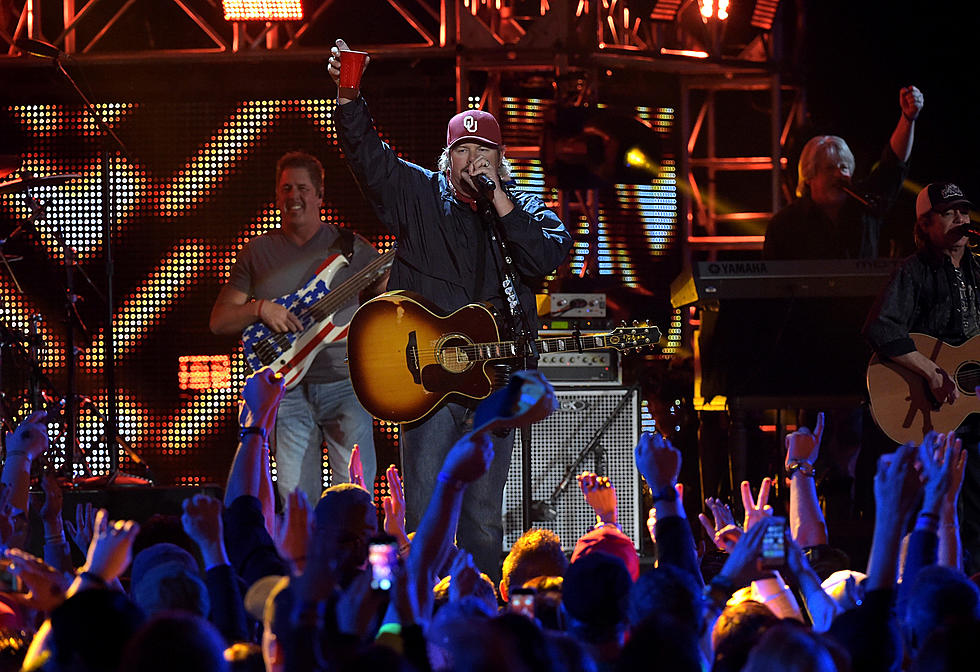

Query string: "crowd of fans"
[[0, 368, 976, 671]]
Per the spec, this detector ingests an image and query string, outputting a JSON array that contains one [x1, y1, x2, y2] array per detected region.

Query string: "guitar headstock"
[[606, 321, 662, 351]]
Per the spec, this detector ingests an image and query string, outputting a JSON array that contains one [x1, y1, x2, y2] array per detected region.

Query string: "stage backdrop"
[[0, 92, 680, 500]]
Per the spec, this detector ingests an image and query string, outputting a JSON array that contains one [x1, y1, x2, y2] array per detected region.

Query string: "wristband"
[[786, 459, 815, 478], [651, 485, 678, 503], [437, 472, 466, 491], [339, 86, 359, 100], [5, 450, 29, 459], [256, 299, 265, 318], [239, 426, 268, 442], [593, 519, 621, 531]]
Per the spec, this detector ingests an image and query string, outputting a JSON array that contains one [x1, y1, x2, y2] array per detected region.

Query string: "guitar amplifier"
[[502, 387, 641, 553], [537, 350, 621, 384]]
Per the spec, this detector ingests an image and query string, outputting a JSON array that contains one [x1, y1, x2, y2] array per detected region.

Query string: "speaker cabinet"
[[503, 387, 641, 553]]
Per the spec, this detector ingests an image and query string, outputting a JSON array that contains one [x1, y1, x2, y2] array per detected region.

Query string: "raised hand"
[[899, 85, 924, 122], [65, 502, 96, 556], [181, 494, 227, 567], [81, 508, 139, 583], [327, 39, 371, 91], [238, 367, 285, 430], [382, 465, 408, 548], [741, 478, 773, 532], [275, 488, 312, 573], [634, 432, 681, 493], [698, 497, 741, 552], [918, 431, 958, 514], [873, 442, 920, 527], [448, 550, 481, 603], [440, 432, 494, 485], [577, 472, 618, 525], [348, 444, 366, 489], [785, 411, 824, 467], [4, 410, 49, 461]]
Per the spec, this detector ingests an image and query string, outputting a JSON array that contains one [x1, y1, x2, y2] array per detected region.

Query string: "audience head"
[[616, 614, 701, 672], [130, 542, 210, 618], [500, 528, 568, 601], [562, 552, 632, 645], [912, 620, 980, 672], [119, 612, 228, 672], [743, 621, 844, 672], [711, 600, 780, 658], [571, 526, 639, 582], [49, 589, 146, 672], [312, 483, 377, 585], [628, 563, 706, 636], [904, 564, 980, 656]]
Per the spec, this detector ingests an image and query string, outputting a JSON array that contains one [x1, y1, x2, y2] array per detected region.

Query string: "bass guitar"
[[866, 332, 980, 444], [347, 291, 660, 423], [242, 249, 395, 388]]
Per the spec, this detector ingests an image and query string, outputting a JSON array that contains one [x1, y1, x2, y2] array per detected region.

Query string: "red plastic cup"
[[339, 50, 368, 94]]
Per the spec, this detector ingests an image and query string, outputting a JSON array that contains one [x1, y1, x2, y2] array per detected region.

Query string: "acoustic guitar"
[[346, 290, 660, 423], [866, 332, 980, 444]]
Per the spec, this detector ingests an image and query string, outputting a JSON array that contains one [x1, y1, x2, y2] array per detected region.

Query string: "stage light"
[[750, 0, 781, 30], [222, 0, 303, 21], [649, 0, 684, 22], [698, 0, 729, 21]]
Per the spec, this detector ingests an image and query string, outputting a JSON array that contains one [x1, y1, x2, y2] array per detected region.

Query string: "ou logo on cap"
[[463, 115, 478, 133]]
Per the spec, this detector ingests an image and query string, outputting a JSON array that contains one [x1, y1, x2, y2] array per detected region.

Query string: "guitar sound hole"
[[436, 334, 473, 374], [956, 361, 980, 396]]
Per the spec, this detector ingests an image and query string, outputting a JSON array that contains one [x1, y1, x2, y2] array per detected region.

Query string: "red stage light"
[[222, 0, 303, 21]]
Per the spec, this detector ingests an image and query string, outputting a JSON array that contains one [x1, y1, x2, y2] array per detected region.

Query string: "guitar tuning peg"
[[632, 320, 638, 326]]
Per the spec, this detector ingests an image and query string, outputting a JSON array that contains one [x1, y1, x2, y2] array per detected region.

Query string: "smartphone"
[[368, 536, 398, 591], [758, 517, 787, 570], [509, 587, 536, 618]]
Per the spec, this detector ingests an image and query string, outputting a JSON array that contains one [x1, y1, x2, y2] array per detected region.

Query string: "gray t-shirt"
[[228, 223, 379, 383]]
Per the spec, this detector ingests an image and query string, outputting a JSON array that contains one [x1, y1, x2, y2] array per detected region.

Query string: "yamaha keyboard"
[[673, 258, 902, 305]]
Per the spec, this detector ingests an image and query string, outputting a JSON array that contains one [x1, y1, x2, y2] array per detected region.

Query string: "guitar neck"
[[304, 251, 394, 320], [467, 333, 613, 362]]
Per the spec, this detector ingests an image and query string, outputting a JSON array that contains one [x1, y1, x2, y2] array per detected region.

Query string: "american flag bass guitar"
[[242, 249, 395, 388]]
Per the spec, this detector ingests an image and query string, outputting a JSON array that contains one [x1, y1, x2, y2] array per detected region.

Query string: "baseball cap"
[[916, 182, 973, 218], [570, 525, 640, 581], [446, 109, 502, 149]]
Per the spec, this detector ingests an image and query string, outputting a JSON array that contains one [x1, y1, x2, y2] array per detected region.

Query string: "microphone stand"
[[19, 41, 138, 484], [475, 185, 540, 533]]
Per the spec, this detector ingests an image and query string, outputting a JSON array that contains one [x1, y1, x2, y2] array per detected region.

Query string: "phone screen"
[[759, 517, 787, 569], [368, 541, 398, 591], [509, 589, 536, 618]]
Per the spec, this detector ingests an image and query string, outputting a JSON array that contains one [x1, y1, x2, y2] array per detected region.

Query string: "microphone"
[[474, 174, 496, 196], [841, 185, 878, 211], [15, 38, 62, 59]]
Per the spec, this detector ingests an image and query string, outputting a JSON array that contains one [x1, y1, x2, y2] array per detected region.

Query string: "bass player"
[[210, 151, 382, 506]]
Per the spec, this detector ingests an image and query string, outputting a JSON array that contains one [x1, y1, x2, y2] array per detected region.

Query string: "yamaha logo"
[[463, 115, 478, 133]]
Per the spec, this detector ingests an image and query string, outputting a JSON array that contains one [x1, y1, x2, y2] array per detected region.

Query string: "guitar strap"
[[335, 227, 356, 260]]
